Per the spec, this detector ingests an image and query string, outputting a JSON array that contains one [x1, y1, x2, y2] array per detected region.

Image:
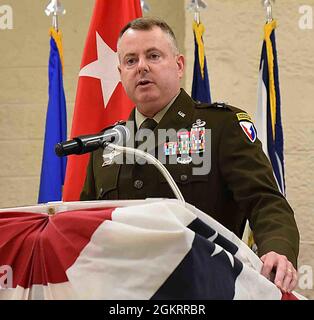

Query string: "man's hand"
[[260, 251, 298, 293]]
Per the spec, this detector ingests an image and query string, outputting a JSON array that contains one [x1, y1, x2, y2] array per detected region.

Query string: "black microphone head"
[[55, 123, 130, 157], [55, 140, 81, 157], [55, 143, 63, 157]]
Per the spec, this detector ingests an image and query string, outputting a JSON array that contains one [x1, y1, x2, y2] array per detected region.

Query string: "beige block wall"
[[184, 0, 314, 298], [0, 0, 313, 298], [0, 0, 94, 208]]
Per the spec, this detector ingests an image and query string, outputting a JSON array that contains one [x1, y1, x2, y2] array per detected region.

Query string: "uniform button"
[[180, 174, 188, 182], [134, 180, 144, 190]]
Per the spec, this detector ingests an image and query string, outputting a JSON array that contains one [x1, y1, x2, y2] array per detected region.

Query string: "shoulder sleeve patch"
[[236, 112, 252, 122], [239, 121, 257, 143]]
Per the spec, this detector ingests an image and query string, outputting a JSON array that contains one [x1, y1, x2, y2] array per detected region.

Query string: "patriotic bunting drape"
[[0, 200, 303, 300]]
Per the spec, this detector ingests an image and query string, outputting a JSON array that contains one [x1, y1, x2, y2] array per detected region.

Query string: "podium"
[[0, 199, 302, 300]]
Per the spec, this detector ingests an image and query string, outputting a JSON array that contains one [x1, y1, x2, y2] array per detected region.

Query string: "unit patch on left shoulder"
[[236, 112, 252, 122], [239, 121, 257, 143]]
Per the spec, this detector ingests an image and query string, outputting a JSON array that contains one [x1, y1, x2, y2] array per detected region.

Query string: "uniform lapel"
[[157, 89, 195, 130]]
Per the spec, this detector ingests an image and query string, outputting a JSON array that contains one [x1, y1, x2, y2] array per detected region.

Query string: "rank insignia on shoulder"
[[239, 121, 257, 143], [216, 102, 226, 108], [236, 112, 252, 122], [208, 101, 228, 109]]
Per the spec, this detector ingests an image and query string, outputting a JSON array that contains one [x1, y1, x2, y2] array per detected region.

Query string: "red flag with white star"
[[62, 0, 142, 201]]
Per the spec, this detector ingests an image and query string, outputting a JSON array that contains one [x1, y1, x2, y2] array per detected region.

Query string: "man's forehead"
[[118, 27, 170, 46], [121, 26, 162, 38], [117, 27, 173, 55]]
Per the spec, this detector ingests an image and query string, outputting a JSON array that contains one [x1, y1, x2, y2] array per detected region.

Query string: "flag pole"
[[45, 0, 66, 31]]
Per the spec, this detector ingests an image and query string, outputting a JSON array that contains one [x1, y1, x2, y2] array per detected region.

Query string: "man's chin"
[[135, 94, 160, 107], [136, 100, 164, 116]]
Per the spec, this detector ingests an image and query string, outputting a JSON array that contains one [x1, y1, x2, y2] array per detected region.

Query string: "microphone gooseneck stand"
[[104, 143, 185, 204]]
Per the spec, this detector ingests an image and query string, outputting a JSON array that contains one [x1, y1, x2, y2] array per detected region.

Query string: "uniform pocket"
[[96, 163, 120, 200], [157, 163, 209, 210]]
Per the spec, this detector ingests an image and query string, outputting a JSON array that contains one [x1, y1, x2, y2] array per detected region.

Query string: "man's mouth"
[[137, 79, 153, 87]]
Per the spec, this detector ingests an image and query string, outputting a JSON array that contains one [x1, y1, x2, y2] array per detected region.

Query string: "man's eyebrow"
[[123, 52, 137, 58], [146, 47, 161, 53], [123, 47, 161, 58]]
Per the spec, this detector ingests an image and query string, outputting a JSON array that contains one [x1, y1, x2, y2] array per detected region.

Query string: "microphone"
[[55, 123, 130, 157]]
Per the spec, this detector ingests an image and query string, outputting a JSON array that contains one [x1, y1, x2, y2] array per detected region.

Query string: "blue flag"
[[38, 28, 67, 203], [256, 20, 285, 195], [191, 21, 211, 104]]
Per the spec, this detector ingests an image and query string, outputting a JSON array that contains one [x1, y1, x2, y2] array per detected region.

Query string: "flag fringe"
[[264, 20, 277, 140]]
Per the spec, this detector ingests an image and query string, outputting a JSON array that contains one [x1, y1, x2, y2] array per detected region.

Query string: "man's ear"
[[176, 54, 185, 79]]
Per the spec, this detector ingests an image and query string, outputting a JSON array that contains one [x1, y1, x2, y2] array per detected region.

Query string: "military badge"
[[164, 141, 178, 156], [190, 119, 206, 154], [177, 130, 192, 164], [102, 149, 120, 167], [192, 119, 206, 128], [236, 112, 252, 122], [239, 121, 257, 143], [178, 111, 186, 118]]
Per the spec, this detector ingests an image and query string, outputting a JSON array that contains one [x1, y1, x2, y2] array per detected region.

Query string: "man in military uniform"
[[80, 17, 299, 293]]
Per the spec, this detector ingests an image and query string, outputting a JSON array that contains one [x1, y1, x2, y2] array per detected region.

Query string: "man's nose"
[[137, 58, 149, 74]]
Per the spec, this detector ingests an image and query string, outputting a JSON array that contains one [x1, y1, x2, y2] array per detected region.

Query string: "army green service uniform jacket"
[[81, 89, 299, 267]]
